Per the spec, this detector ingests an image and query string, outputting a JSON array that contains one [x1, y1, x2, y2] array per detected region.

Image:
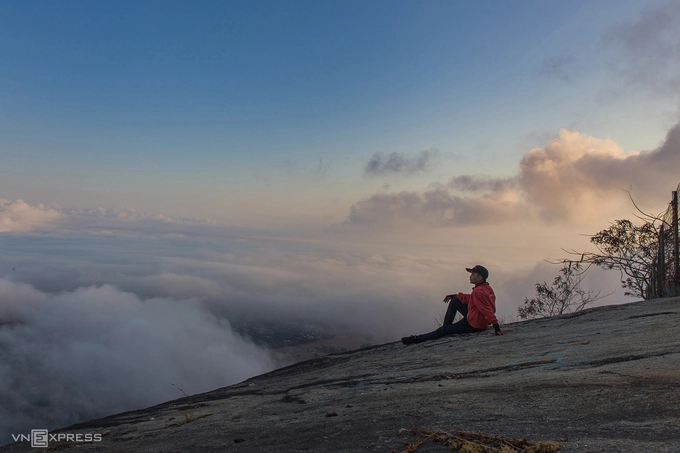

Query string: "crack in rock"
[[627, 311, 677, 319]]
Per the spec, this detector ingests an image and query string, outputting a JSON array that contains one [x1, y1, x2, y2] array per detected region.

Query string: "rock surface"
[[2, 297, 680, 452]]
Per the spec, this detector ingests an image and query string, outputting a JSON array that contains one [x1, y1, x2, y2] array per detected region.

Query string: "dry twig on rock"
[[387, 425, 561, 453]]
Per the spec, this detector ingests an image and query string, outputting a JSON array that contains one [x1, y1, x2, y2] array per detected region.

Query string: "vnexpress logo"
[[30, 429, 48, 448], [11, 429, 103, 447]]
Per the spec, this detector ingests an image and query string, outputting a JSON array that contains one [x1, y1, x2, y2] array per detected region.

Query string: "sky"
[[1, 0, 680, 443]]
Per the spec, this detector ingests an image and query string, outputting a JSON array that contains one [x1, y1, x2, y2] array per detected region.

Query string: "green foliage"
[[518, 263, 602, 320], [582, 219, 659, 298]]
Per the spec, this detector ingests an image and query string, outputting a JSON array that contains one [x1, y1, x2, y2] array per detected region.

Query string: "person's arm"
[[472, 288, 499, 328], [455, 292, 471, 304]]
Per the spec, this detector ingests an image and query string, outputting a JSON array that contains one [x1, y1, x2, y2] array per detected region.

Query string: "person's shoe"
[[401, 335, 419, 345]]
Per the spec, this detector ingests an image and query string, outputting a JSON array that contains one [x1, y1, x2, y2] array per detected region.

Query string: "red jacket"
[[457, 282, 498, 330]]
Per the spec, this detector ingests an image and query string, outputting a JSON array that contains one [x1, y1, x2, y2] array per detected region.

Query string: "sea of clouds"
[[0, 229, 471, 443], [0, 210, 630, 444]]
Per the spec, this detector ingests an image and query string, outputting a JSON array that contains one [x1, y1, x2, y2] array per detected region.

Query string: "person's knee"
[[450, 297, 467, 314]]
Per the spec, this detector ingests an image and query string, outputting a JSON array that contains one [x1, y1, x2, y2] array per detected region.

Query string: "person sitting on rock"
[[401, 265, 503, 345]]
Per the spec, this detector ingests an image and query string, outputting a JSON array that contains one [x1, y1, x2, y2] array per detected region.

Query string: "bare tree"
[[517, 263, 607, 319]]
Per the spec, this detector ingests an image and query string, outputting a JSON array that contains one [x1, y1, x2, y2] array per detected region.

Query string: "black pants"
[[416, 296, 483, 342]]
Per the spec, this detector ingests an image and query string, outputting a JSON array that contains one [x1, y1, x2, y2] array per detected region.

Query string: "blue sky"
[[2, 0, 677, 224]]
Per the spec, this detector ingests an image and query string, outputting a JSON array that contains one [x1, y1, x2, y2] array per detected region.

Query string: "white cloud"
[[519, 125, 680, 220], [0, 199, 223, 238], [0, 281, 274, 442], [345, 123, 680, 229], [0, 279, 48, 323], [0, 199, 62, 233], [345, 186, 527, 229]]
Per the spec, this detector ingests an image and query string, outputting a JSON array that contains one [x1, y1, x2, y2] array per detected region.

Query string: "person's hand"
[[443, 294, 454, 303]]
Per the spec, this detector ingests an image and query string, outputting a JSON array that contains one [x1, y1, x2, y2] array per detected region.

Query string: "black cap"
[[465, 265, 489, 280]]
